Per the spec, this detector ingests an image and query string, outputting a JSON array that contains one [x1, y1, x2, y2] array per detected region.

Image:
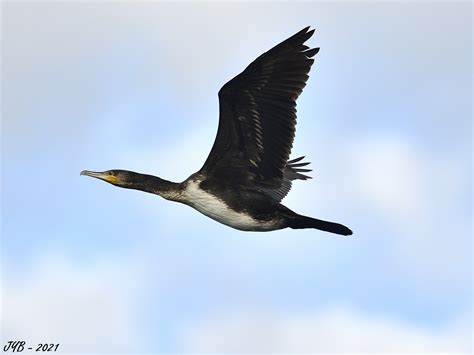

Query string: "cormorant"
[[81, 27, 352, 235]]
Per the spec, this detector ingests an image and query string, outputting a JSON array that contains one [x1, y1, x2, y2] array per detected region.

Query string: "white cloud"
[[348, 137, 469, 226], [351, 138, 424, 218], [346, 136, 471, 280], [287, 133, 471, 283], [115, 125, 214, 183], [2, 251, 147, 353], [179, 305, 471, 353]]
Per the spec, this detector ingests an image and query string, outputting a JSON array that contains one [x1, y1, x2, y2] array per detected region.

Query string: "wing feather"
[[261, 156, 313, 201], [200, 27, 319, 191]]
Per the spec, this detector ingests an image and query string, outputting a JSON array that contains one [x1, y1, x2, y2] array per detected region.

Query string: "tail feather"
[[288, 214, 352, 236]]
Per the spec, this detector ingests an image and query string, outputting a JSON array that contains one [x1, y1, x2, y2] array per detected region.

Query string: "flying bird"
[[81, 27, 352, 235]]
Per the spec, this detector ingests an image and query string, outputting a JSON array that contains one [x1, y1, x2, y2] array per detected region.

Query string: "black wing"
[[200, 27, 319, 189]]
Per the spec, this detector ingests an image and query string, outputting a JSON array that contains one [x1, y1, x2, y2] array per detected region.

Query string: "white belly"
[[184, 180, 278, 231]]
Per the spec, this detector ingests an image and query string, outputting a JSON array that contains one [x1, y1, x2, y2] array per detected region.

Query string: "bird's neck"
[[124, 173, 183, 201]]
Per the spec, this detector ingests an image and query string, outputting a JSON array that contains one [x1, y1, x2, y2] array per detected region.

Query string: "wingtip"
[[304, 47, 320, 58], [288, 156, 305, 164], [302, 26, 315, 33], [293, 26, 316, 43], [302, 28, 315, 42]]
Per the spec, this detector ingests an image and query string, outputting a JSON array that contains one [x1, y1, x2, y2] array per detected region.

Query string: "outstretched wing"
[[200, 27, 319, 190]]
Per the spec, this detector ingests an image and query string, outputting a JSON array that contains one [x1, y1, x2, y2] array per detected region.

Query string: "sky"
[[1, 1, 472, 353]]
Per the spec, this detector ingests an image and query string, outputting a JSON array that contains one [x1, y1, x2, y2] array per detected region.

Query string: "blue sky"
[[1, 1, 472, 353]]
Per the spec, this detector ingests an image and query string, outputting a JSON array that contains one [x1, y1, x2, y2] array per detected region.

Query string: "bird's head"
[[80, 169, 177, 198], [80, 169, 141, 188]]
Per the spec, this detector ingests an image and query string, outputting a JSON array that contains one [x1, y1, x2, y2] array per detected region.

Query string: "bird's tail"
[[287, 214, 352, 236]]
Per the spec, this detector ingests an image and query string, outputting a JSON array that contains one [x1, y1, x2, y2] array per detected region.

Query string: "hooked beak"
[[80, 170, 117, 184]]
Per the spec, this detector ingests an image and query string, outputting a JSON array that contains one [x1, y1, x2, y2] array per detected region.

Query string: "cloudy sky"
[[1, 1, 472, 353]]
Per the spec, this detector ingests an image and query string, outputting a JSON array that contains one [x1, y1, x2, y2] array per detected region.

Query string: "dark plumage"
[[81, 27, 353, 236]]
